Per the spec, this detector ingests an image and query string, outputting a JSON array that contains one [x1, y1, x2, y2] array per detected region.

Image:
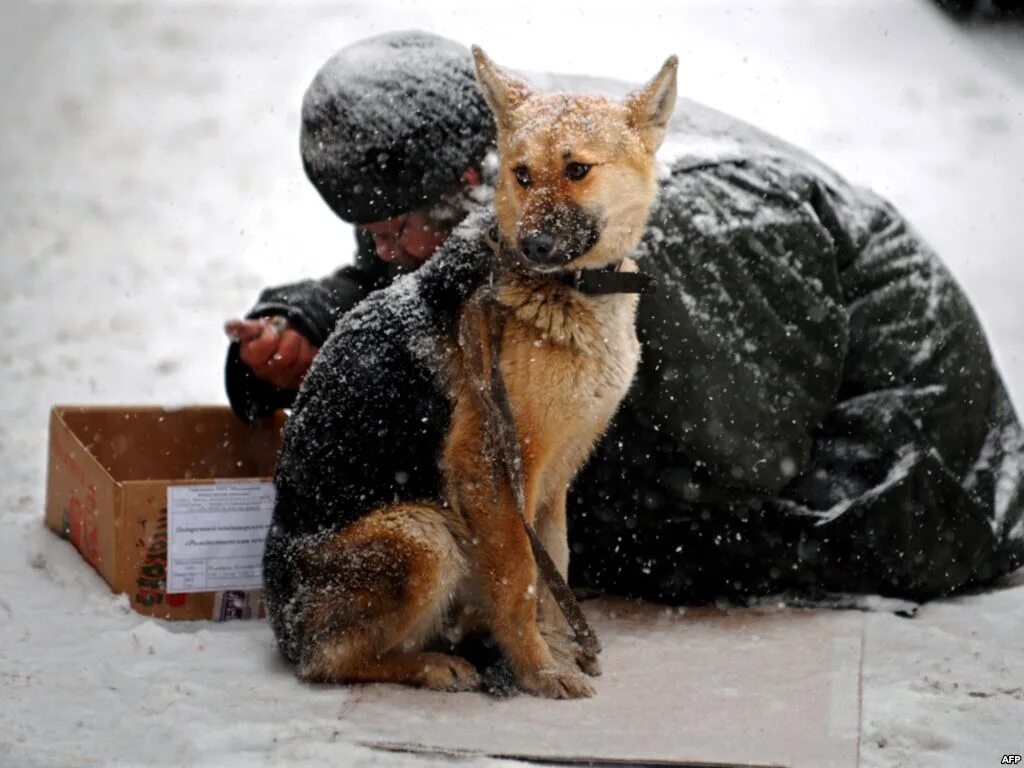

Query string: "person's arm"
[[225, 232, 390, 423]]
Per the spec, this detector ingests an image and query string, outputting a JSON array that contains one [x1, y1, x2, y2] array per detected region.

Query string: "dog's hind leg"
[[293, 503, 479, 691]]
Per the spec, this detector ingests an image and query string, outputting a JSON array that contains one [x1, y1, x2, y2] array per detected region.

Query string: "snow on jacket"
[[235, 90, 1024, 609]]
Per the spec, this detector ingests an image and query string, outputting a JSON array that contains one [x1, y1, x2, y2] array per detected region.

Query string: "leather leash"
[[470, 229, 655, 661], [477, 286, 602, 660]]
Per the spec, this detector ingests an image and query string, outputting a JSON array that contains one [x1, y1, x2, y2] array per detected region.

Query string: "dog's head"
[[472, 47, 677, 271]]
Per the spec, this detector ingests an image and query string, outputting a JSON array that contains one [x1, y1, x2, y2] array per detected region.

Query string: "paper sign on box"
[[167, 482, 276, 593]]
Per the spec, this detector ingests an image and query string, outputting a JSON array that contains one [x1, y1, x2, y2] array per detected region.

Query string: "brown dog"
[[288, 48, 677, 700]]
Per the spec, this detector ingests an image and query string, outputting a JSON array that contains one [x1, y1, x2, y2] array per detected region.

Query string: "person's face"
[[361, 209, 449, 268]]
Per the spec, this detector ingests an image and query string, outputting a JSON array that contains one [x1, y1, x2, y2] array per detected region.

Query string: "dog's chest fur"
[[494, 262, 642, 480]]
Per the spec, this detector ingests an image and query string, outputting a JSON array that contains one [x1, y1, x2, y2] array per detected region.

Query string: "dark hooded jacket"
[[233, 78, 1024, 609]]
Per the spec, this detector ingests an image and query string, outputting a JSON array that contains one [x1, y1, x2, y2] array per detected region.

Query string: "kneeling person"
[[226, 33, 1024, 618]]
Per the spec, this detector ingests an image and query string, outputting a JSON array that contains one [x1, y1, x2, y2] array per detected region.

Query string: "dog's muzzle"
[[518, 202, 602, 268]]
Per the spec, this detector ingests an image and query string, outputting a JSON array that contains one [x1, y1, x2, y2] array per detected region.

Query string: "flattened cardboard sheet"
[[348, 599, 863, 768]]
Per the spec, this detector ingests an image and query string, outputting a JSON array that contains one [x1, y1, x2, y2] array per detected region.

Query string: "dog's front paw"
[[517, 667, 596, 699], [573, 645, 601, 677], [542, 627, 602, 678]]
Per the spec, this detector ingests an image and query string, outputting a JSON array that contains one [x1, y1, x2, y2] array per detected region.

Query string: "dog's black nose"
[[520, 233, 556, 263]]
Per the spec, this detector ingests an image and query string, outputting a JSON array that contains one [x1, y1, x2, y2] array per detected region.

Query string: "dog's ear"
[[472, 46, 532, 129], [625, 55, 678, 153]]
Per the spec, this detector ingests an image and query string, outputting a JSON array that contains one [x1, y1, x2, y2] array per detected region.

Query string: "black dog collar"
[[554, 262, 657, 296], [484, 226, 656, 296]]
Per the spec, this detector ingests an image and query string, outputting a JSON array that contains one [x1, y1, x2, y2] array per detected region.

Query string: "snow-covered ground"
[[0, 1, 1022, 766]]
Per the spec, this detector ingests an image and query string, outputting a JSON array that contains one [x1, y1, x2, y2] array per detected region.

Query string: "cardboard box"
[[44, 405, 284, 621]]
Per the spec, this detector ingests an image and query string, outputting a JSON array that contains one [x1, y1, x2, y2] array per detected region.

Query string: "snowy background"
[[1, 0, 1023, 766]]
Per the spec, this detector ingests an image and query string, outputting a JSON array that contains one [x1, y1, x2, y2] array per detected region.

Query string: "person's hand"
[[224, 317, 319, 391]]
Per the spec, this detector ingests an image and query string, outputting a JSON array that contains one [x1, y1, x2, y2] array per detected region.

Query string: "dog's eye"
[[514, 165, 532, 187], [565, 162, 592, 181]]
